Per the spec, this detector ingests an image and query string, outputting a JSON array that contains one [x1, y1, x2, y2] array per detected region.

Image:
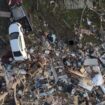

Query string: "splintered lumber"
[[68, 69, 86, 77], [0, 92, 8, 102], [74, 96, 78, 105]]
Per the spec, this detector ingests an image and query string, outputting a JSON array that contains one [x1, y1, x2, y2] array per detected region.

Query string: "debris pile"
[[0, 30, 105, 105], [1, 0, 105, 105]]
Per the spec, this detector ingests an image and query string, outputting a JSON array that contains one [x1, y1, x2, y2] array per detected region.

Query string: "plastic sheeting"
[[92, 74, 104, 86]]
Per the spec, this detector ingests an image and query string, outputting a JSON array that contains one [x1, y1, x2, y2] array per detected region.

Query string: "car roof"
[[10, 39, 20, 52]]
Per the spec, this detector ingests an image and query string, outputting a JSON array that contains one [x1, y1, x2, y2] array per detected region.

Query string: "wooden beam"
[[74, 96, 78, 105], [0, 11, 11, 18]]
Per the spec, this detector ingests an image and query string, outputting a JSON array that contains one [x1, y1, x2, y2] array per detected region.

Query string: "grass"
[[22, 0, 101, 45], [82, 8, 100, 29], [80, 8, 101, 45], [63, 9, 82, 30], [23, 0, 31, 10], [81, 35, 101, 45]]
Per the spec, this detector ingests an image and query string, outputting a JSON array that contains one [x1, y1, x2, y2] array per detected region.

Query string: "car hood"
[[9, 23, 19, 34]]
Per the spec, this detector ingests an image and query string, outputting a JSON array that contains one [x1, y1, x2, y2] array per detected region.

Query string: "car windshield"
[[10, 32, 19, 40], [13, 51, 22, 57]]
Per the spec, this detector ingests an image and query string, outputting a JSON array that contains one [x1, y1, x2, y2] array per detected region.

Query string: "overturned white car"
[[9, 22, 30, 61]]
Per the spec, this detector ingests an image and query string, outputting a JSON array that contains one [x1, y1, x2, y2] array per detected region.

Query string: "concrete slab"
[[84, 58, 98, 66], [64, 0, 93, 9]]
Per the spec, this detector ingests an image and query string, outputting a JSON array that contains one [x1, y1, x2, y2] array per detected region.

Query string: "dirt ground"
[[0, 0, 9, 35], [23, 0, 82, 42], [0, 0, 10, 57]]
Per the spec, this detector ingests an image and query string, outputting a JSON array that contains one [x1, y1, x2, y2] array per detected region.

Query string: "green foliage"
[[81, 35, 101, 45], [23, 0, 31, 10], [63, 9, 82, 29]]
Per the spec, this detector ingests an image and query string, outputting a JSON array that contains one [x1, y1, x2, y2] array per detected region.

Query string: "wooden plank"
[[0, 11, 11, 18], [74, 96, 78, 105], [0, 92, 8, 102], [68, 69, 86, 77]]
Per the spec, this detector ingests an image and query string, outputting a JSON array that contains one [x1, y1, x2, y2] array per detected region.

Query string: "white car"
[[9, 22, 30, 61]]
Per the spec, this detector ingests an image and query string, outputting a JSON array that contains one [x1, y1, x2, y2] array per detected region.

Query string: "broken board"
[[0, 11, 11, 18]]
